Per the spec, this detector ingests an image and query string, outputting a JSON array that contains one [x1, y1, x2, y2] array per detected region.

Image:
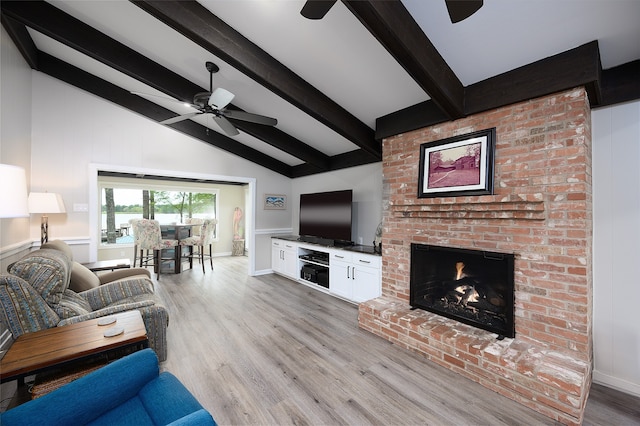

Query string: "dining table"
[[159, 223, 194, 274]]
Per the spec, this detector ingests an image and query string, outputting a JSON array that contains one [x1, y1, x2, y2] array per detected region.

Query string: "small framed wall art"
[[264, 194, 287, 210], [417, 128, 496, 198]]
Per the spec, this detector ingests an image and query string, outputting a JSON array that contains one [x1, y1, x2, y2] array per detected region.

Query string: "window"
[[99, 178, 218, 245]]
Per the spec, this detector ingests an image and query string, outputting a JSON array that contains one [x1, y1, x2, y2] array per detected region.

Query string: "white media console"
[[271, 237, 381, 304]]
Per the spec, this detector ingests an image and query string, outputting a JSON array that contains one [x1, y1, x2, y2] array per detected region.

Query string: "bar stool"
[[179, 219, 217, 273], [131, 219, 179, 280], [185, 217, 204, 236], [129, 219, 145, 268], [130, 218, 156, 268]]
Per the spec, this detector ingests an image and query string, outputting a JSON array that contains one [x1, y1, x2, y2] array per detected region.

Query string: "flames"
[[455, 262, 465, 280], [453, 262, 480, 304]]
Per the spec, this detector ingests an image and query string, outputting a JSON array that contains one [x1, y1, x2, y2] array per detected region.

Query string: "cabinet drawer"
[[272, 239, 296, 251], [352, 253, 381, 269], [330, 251, 352, 264]]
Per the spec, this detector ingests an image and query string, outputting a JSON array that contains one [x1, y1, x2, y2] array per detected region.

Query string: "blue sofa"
[[0, 349, 216, 426]]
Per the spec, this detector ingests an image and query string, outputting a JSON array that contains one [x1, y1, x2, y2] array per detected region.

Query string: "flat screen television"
[[299, 189, 353, 245]]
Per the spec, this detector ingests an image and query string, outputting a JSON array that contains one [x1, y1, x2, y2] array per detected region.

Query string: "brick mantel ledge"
[[359, 296, 591, 425], [391, 193, 545, 220]]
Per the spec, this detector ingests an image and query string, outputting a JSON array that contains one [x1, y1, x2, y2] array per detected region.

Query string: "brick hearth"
[[359, 88, 592, 425]]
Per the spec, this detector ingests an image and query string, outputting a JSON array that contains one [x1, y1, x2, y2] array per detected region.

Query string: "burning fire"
[[453, 262, 480, 304], [456, 262, 465, 280]]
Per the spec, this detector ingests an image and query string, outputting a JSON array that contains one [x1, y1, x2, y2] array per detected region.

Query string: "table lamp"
[[28, 192, 66, 244], [0, 164, 29, 218]]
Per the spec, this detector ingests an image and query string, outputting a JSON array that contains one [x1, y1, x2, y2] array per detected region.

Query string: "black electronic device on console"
[[299, 253, 329, 265], [301, 264, 329, 288]]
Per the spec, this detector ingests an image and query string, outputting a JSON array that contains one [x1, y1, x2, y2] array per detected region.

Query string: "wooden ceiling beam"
[[0, 1, 199, 101], [466, 41, 602, 115], [130, 0, 380, 158], [343, 0, 465, 119], [1, 0, 331, 171], [376, 41, 618, 139], [37, 52, 294, 177], [0, 15, 38, 69], [375, 100, 449, 141], [291, 149, 380, 178], [598, 60, 640, 108]]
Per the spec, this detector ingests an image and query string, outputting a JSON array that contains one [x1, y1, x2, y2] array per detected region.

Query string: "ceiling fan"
[[301, 0, 483, 24], [156, 61, 277, 137]]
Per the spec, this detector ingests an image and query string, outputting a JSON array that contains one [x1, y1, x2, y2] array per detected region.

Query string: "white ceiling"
[[404, 0, 640, 85], [7, 0, 640, 172]]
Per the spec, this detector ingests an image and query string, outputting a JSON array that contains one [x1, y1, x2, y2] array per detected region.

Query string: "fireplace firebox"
[[410, 244, 515, 338]]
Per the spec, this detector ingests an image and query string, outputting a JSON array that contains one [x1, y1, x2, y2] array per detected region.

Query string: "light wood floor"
[[154, 256, 639, 426]]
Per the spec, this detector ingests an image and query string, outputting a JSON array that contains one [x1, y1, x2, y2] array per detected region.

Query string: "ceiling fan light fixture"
[[209, 88, 235, 109]]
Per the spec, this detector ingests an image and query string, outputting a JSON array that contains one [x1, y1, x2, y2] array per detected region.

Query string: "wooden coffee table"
[[0, 310, 147, 384]]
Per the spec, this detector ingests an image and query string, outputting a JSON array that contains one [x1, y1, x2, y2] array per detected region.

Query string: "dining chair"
[[129, 218, 149, 268], [179, 218, 217, 273], [185, 217, 204, 237], [131, 219, 179, 280]]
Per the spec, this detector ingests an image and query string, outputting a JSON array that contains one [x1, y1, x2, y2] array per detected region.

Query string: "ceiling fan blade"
[[209, 88, 235, 109], [301, 0, 337, 20], [445, 0, 483, 23], [214, 115, 240, 136], [224, 110, 278, 126], [159, 112, 201, 125]]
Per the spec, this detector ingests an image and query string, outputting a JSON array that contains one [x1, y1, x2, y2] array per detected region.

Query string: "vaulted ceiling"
[[2, 0, 639, 178]]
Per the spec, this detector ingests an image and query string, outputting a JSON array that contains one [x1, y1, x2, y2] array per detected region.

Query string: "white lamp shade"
[[209, 88, 235, 109], [0, 164, 30, 218], [28, 192, 66, 214]]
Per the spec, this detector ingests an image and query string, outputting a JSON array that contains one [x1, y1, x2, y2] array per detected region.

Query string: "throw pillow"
[[0, 274, 60, 337], [70, 261, 100, 292]]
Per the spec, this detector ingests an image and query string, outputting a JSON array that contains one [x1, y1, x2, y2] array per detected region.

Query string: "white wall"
[[28, 72, 292, 272], [0, 27, 33, 270], [592, 99, 640, 397]]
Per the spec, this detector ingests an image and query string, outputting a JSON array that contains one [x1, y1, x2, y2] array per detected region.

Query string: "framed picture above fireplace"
[[418, 128, 496, 198]]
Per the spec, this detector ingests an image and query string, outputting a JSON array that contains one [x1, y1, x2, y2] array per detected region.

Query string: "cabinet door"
[[282, 244, 299, 279], [271, 241, 284, 274], [329, 251, 352, 299], [329, 260, 352, 299], [352, 265, 380, 302], [351, 254, 381, 302]]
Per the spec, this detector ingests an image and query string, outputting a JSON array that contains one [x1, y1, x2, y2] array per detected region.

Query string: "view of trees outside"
[[101, 188, 217, 244]]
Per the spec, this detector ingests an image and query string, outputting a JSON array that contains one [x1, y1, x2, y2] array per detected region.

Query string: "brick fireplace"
[[359, 88, 592, 425]]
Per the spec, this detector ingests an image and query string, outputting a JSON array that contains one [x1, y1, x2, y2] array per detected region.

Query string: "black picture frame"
[[418, 128, 496, 198]]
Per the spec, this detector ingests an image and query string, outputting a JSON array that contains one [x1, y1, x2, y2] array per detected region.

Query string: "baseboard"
[[214, 252, 232, 257], [593, 370, 640, 397], [253, 268, 274, 276]]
